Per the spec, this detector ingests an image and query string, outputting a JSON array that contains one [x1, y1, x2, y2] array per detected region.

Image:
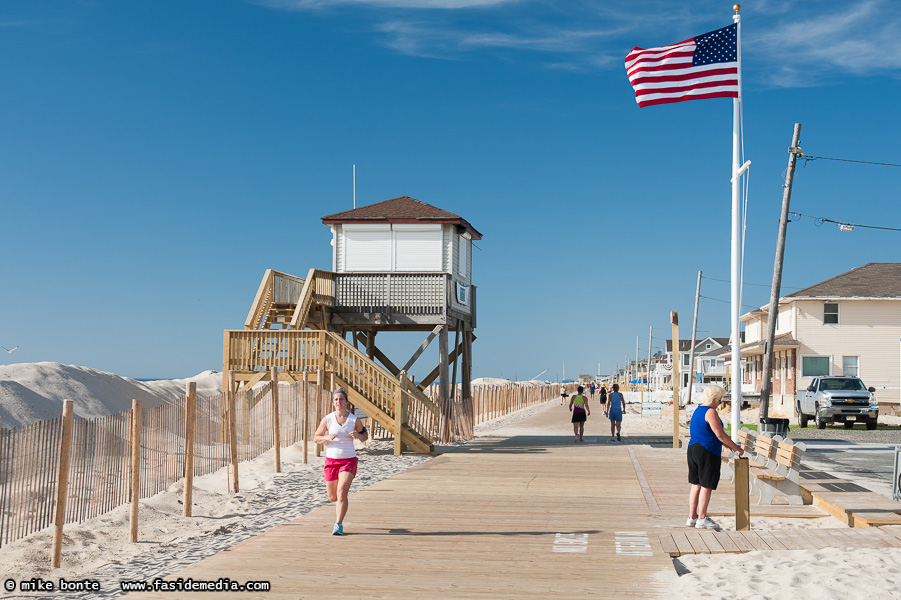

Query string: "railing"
[[331, 272, 447, 316], [245, 270, 307, 330]]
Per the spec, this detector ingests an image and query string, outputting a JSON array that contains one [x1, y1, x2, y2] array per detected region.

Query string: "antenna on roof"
[[353, 164, 356, 208]]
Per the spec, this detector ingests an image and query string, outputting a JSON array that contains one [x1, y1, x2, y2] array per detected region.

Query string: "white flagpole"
[[730, 5, 743, 439]]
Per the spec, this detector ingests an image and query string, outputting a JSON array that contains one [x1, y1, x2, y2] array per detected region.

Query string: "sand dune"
[[0, 362, 222, 429]]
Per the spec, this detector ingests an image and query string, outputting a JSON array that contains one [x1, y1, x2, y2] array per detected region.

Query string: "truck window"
[[819, 379, 866, 391]]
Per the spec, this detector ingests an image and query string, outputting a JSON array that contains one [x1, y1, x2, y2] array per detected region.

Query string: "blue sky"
[[2, 0, 900, 381]]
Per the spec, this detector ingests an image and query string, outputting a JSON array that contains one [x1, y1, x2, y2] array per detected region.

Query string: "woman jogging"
[[686, 385, 743, 530], [560, 385, 569, 405], [607, 383, 626, 442], [599, 384, 608, 416], [568, 385, 590, 443], [313, 388, 368, 535]]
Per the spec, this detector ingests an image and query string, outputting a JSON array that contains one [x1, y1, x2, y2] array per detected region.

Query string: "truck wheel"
[[815, 409, 827, 429], [798, 410, 808, 428], [843, 421, 854, 429], [866, 419, 878, 430]]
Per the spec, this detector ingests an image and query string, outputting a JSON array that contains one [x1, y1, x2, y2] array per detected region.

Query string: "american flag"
[[625, 24, 738, 108]]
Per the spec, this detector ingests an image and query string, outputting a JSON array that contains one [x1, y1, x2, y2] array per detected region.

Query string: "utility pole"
[[687, 271, 702, 405], [671, 311, 680, 448], [760, 123, 802, 421], [647, 325, 653, 392]]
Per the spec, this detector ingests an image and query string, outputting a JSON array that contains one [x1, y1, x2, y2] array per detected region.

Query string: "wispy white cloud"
[[750, 0, 901, 87], [257, 0, 901, 86], [258, 0, 520, 9]]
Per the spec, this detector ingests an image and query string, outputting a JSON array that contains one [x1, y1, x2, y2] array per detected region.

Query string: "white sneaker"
[[686, 517, 697, 527], [695, 517, 717, 530]]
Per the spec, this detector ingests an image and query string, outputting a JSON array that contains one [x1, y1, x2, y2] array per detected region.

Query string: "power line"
[[789, 212, 901, 233], [700, 294, 760, 311], [801, 155, 901, 168], [701, 275, 801, 291]]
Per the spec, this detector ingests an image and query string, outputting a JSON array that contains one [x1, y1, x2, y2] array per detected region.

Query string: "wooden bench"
[[748, 436, 807, 505]]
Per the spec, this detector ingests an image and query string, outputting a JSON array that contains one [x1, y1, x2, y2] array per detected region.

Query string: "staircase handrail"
[[289, 269, 335, 330]]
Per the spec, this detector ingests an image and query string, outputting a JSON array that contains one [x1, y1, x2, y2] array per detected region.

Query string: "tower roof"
[[322, 196, 482, 239]]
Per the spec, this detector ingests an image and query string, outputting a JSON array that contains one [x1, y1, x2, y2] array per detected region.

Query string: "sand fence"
[[0, 376, 557, 566]]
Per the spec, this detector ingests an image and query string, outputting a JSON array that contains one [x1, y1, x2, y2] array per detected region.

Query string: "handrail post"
[[734, 456, 750, 530], [396, 371, 407, 456], [183, 382, 196, 517], [302, 371, 309, 464], [51, 399, 74, 568]]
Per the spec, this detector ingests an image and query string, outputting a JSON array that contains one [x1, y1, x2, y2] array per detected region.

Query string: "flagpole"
[[730, 4, 743, 439]]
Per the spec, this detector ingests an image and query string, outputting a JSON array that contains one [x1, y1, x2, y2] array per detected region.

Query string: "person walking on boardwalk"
[[686, 385, 744, 530], [607, 383, 626, 442], [313, 388, 368, 535], [599, 384, 608, 416], [568, 385, 590, 442], [560, 384, 569, 405]]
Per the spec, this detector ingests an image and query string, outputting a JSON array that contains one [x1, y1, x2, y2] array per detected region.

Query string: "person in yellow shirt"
[[568, 385, 590, 443]]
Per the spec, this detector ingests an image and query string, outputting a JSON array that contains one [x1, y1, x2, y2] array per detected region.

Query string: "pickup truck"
[[796, 376, 878, 430]]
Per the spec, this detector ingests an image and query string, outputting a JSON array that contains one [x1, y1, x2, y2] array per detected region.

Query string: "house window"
[[802, 356, 830, 377], [457, 234, 469, 277], [824, 303, 839, 325], [788, 354, 793, 378], [705, 343, 711, 350], [683, 352, 690, 366], [842, 356, 859, 377], [709, 359, 717, 369]]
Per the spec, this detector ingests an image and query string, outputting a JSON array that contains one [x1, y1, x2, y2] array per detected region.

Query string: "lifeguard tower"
[[222, 196, 481, 452]]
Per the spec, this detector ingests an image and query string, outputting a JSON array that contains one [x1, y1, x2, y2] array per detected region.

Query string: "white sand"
[[0, 362, 222, 429]]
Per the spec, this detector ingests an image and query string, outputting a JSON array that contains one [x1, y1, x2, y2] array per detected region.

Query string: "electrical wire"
[[701, 275, 802, 291], [789, 212, 901, 233], [801, 155, 901, 168]]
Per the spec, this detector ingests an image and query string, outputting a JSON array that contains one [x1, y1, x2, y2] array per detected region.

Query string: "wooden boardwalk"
[[124, 404, 897, 599]]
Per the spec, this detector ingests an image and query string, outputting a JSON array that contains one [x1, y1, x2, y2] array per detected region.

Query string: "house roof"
[[666, 337, 729, 353], [322, 196, 483, 239], [784, 263, 901, 299]]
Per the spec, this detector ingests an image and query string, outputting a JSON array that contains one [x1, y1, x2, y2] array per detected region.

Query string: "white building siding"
[[794, 299, 901, 405]]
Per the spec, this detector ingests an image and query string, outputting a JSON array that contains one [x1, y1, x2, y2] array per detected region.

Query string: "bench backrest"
[[737, 428, 756, 453], [774, 440, 803, 470], [753, 434, 777, 460]]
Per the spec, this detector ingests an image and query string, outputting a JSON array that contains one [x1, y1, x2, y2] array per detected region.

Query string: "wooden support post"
[[183, 382, 196, 517], [271, 367, 281, 474], [302, 371, 309, 465], [438, 324, 450, 443], [51, 399, 74, 568], [402, 324, 443, 373], [734, 457, 750, 531], [227, 371, 239, 494], [315, 369, 324, 457], [395, 371, 407, 456], [461, 322, 473, 439], [130, 398, 141, 543], [366, 331, 376, 360], [671, 312, 680, 449]]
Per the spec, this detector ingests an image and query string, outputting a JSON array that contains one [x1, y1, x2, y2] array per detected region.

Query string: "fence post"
[[130, 399, 141, 543], [315, 369, 324, 457], [271, 367, 281, 473], [228, 371, 240, 493], [183, 382, 196, 518], [302, 372, 308, 465], [51, 399, 74, 568]]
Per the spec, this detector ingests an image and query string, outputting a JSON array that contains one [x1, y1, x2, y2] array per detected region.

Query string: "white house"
[[740, 263, 901, 417]]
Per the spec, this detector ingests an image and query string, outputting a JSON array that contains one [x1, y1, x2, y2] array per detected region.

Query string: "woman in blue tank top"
[[686, 385, 743, 530]]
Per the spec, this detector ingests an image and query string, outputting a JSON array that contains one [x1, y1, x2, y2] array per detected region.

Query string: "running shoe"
[[332, 523, 344, 536], [686, 517, 697, 527], [616, 433, 622, 442], [610, 436, 616, 443], [695, 517, 717, 530]]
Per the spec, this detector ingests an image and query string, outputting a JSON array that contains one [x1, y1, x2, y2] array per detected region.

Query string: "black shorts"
[[571, 410, 587, 423], [599, 397, 607, 405], [687, 443, 721, 490]]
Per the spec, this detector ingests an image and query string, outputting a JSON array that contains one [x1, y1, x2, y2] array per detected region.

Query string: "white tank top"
[[325, 412, 358, 459]]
